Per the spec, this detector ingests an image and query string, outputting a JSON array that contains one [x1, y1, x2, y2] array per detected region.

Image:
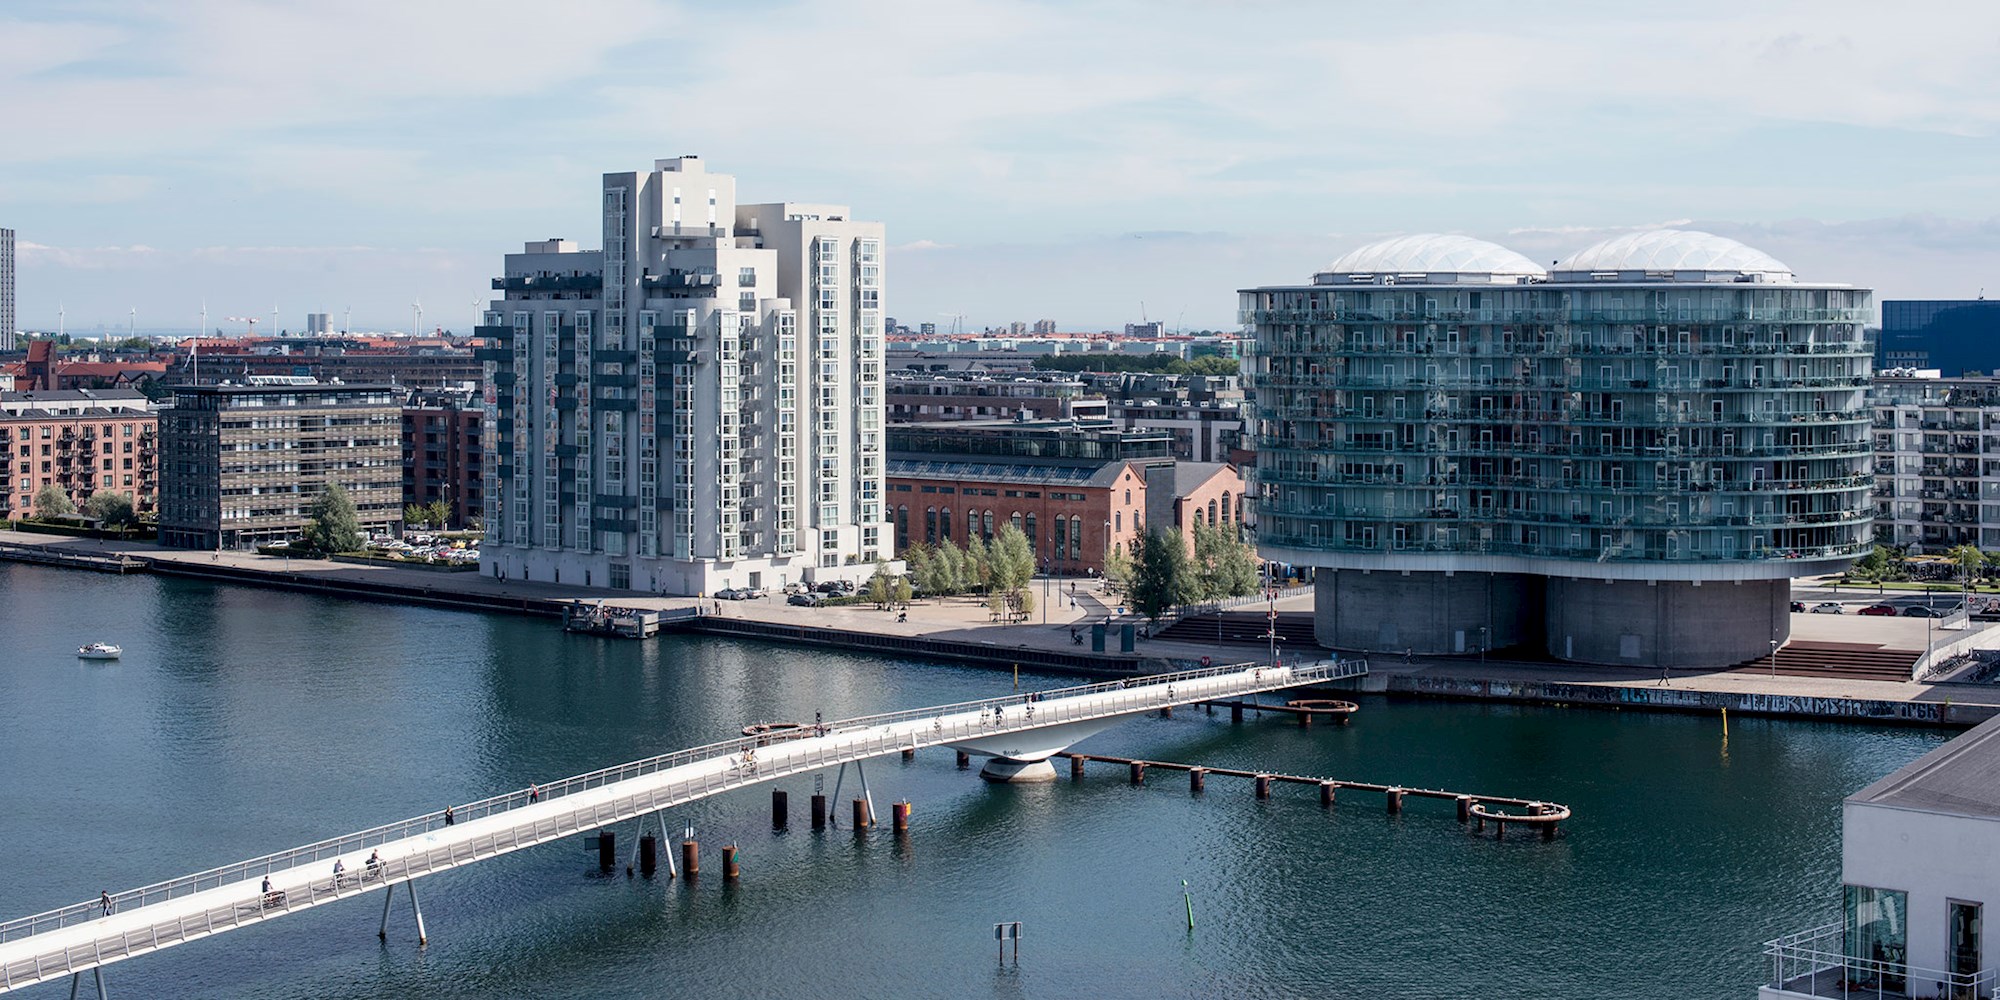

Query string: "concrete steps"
[[1156, 611, 1321, 647], [1731, 641, 1919, 683]]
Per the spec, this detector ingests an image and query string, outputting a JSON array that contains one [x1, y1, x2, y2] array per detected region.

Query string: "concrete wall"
[[1544, 578, 1789, 667], [1843, 802, 2000, 989], [1313, 569, 1536, 655]]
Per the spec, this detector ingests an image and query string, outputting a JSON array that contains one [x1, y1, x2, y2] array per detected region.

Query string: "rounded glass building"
[[1242, 230, 1873, 666]]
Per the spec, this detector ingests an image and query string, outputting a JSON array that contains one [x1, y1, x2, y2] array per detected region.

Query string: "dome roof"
[[1316, 234, 1545, 285], [1554, 229, 1792, 278]]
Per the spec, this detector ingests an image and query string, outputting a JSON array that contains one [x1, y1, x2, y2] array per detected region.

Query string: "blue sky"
[[4, 0, 1998, 335]]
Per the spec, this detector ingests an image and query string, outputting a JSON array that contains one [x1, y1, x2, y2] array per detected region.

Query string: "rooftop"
[[1313, 234, 1547, 286], [1848, 712, 2000, 821], [1552, 229, 1793, 281]]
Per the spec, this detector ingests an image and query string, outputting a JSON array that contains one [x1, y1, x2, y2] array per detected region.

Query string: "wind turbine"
[[343, 306, 352, 336], [271, 304, 280, 338], [411, 299, 423, 338], [58, 302, 65, 341]]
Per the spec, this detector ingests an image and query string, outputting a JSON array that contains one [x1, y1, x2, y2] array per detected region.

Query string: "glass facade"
[[1244, 278, 1874, 578]]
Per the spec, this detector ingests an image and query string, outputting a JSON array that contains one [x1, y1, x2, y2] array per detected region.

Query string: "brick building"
[[158, 378, 402, 549], [0, 388, 157, 520], [401, 384, 483, 529]]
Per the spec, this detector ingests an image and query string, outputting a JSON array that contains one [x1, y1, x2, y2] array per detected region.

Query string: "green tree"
[[892, 574, 913, 608], [302, 483, 365, 555], [964, 534, 994, 592], [935, 541, 968, 596], [1128, 529, 1200, 623], [865, 560, 895, 608], [83, 491, 136, 528], [1952, 543, 1986, 590], [1192, 521, 1259, 599], [1850, 544, 1890, 583], [405, 503, 427, 528], [1103, 540, 1134, 592], [425, 499, 451, 529], [989, 523, 1035, 594], [32, 485, 75, 520], [903, 543, 936, 597]]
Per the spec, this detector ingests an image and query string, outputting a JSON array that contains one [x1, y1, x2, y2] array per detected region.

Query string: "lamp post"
[[1769, 638, 1779, 679], [1479, 625, 1488, 667]]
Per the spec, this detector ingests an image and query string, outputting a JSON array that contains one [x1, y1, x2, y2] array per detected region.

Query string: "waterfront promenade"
[[5, 529, 1998, 723]]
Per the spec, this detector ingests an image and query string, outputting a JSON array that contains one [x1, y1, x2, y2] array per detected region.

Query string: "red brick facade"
[[887, 462, 1149, 575]]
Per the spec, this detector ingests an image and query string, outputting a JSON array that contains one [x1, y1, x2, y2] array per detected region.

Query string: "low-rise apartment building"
[[0, 388, 157, 520], [158, 378, 403, 549]]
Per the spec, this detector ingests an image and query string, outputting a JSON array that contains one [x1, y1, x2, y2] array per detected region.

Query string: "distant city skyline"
[[4, 0, 1997, 332]]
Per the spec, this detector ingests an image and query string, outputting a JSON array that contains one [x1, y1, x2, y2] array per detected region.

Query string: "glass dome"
[[1315, 234, 1546, 285], [1553, 229, 1792, 279]]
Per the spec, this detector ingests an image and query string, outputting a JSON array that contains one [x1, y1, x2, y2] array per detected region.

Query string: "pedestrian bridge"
[[0, 658, 1364, 994]]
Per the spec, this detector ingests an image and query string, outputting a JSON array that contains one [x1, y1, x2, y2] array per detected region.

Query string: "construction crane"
[[226, 316, 258, 336]]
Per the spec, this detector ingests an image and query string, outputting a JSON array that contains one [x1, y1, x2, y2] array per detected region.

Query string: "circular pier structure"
[[1470, 800, 1572, 841]]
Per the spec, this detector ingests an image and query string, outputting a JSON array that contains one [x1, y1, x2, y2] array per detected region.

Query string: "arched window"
[[1208, 499, 1218, 525], [941, 507, 952, 540], [1221, 493, 1231, 523], [1072, 516, 1083, 559], [1124, 489, 1132, 505], [1052, 515, 1067, 561], [1194, 508, 1205, 527], [1010, 511, 1023, 533], [968, 509, 979, 539], [982, 509, 995, 540], [926, 506, 938, 543], [1024, 512, 1036, 550], [1115, 511, 1122, 532], [895, 505, 908, 547]]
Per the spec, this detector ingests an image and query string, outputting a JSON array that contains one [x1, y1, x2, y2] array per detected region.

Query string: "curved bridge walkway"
[[0, 658, 1364, 994]]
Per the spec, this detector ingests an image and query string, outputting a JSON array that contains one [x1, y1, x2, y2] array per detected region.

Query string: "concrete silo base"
[[1544, 577, 1790, 668], [1313, 570, 1537, 656]]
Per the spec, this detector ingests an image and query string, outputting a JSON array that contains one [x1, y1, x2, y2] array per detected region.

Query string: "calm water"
[[0, 563, 1947, 999]]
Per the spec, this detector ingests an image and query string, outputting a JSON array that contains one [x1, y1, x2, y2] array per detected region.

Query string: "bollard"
[[722, 845, 740, 881], [681, 840, 699, 878], [810, 793, 827, 831], [1455, 796, 1472, 823], [639, 835, 658, 877], [772, 789, 789, 831], [1386, 788, 1404, 814], [902, 748, 915, 761], [1070, 755, 1086, 781], [852, 797, 872, 829], [956, 751, 970, 770], [597, 829, 617, 872], [1320, 781, 1336, 807], [1230, 704, 1243, 724], [1189, 767, 1206, 794], [892, 801, 911, 834], [1254, 775, 1272, 799], [1298, 710, 1312, 729], [1129, 761, 1146, 785]]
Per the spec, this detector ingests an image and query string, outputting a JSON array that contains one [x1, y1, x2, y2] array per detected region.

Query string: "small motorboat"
[[76, 643, 122, 660]]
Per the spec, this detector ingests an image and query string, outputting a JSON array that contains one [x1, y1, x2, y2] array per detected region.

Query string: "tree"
[[903, 543, 937, 598], [425, 499, 451, 529], [405, 503, 428, 528], [32, 485, 75, 520], [865, 560, 894, 609], [1103, 541, 1134, 592], [302, 483, 365, 555], [1952, 543, 1985, 590], [83, 491, 136, 528], [1192, 521, 1259, 599], [964, 534, 994, 592], [935, 541, 968, 596], [892, 575, 913, 608], [989, 523, 1035, 594], [1128, 528, 1200, 623], [1850, 544, 1891, 583]]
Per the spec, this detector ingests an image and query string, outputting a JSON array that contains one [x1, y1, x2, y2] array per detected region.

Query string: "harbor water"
[[0, 563, 1947, 998]]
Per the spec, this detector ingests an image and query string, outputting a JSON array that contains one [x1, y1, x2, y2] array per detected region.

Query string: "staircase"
[[1731, 641, 1919, 683], [1155, 611, 1321, 648]]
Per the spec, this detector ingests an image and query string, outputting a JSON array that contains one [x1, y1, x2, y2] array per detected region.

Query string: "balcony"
[[1762, 923, 1993, 999]]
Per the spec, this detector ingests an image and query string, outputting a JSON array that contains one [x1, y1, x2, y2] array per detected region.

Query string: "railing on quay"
[[1763, 923, 1996, 999], [0, 658, 1361, 986]]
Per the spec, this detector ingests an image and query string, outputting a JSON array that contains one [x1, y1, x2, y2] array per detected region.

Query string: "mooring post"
[[1298, 710, 1312, 729], [1456, 796, 1472, 823], [639, 835, 658, 877], [1190, 767, 1206, 794], [406, 879, 427, 946], [1254, 774, 1272, 799], [597, 829, 616, 872], [1230, 703, 1243, 724], [681, 840, 699, 878], [1387, 788, 1405, 814], [852, 797, 872, 830], [902, 747, 915, 761], [722, 845, 740, 881], [378, 880, 397, 940], [892, 801, 911, 834], [1070, 755, 1086, 781], [1129, 761, 1146, 785], [1320, 781, 1336, 807], [810, 794, 828, 830]]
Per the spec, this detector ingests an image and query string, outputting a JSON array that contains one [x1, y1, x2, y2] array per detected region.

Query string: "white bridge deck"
[[0, 659, 1364, 993]]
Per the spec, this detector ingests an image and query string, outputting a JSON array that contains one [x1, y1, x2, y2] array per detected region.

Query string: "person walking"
[[444, 805, 455, 826], [529, 783, 540, 803], [100, 890, 113, 916], [333, 858, 346, 888]]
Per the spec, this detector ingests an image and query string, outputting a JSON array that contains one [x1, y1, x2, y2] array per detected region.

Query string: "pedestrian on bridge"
[[444, 805, 455, 826], [529, 783, 541, 803], [333, 859, 345, 888], [99, 891, 112, 915]]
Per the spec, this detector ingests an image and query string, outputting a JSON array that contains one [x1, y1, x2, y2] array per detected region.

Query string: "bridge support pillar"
[[1321, 781, 1337, 807], [810, 794, 827, 830], [1129, 761, 1146, 785], [639, 836, 658, 877], [406, 879, 427, 946], [1190, 767, 1206, 794], [682, 840, 699, 878], [772, 789, 789, 831], [955, 750, 970, 769], [1070, 755, 1085, 781], [1230, 703, 1243, 724], [978, 757, 1057, 783], [68, 968, 110, 1000]]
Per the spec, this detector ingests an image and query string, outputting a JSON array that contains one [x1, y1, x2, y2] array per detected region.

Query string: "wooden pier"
[[1054, 751, 1570, 839]]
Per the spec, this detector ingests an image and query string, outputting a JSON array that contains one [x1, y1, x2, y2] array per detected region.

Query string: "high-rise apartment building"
[[477, 156, 888, 595], [1869, 372, 2000, 552], [1, 227, 15, 352], [1244, 230, 1874, 667]]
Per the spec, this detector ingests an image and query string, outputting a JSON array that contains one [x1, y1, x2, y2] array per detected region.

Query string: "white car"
[[1809, 602, 1843, 614]]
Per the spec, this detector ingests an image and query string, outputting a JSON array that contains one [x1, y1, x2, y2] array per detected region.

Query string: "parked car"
[[1789, 601, 1806, 613], [787, 593, 821, 607], [1809, 602, 1843, 614], [1857, 604, 1898, 617], [1900, 605, 1941, 618]]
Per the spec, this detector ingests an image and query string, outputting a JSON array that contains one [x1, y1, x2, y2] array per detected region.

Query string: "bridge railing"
[[0, 658, 1365, 954]]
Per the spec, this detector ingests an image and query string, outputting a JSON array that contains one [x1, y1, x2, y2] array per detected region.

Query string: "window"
[[925, 506, 938, 543], [1844, 886, 1907, 992], [982, 509, 995, 540], [1070, 516, 1082, 559], [940, 507, 952, 540]]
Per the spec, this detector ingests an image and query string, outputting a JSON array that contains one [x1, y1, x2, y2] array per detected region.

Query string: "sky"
[[4, 0, 1999, 335]]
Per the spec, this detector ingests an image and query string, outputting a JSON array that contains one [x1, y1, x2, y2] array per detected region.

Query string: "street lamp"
[[1769, 638, 1779, 679], [1478, 625, 1488, 667]]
